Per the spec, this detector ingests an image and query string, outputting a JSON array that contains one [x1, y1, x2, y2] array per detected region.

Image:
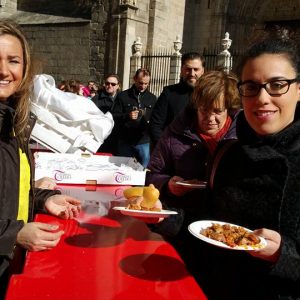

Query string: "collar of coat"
[[131, 84, 149, 97]]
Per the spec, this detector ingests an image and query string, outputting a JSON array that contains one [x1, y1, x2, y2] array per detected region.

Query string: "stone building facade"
[[1, 0, 299, 89], [183, 0, 300, 53]]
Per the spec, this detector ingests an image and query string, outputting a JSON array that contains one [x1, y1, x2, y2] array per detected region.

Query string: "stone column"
[[119, 0, 137, 7], [113, 1, 143, 90], [0, 0, 17, 16], [169, 35, 182, 85]]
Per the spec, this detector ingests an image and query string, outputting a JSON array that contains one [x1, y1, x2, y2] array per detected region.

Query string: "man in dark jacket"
[[92, 74, 121, 114], [112, 68, 157, 167], [149, 52, 205, 146], [92, 74, 121, 154]]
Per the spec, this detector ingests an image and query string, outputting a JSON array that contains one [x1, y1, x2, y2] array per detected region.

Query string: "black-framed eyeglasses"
[[105, 82, 118, 86], [237, 78, 298, 97]]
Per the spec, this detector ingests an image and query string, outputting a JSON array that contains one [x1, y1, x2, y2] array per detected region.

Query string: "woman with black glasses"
[[204, 36, 300, 299]]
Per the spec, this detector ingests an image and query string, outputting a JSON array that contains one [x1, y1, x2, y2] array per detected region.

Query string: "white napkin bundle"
[[30, 74, 114, 153]]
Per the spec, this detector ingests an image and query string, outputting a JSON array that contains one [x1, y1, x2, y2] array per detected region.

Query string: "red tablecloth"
[[5, 185, 207, 300]]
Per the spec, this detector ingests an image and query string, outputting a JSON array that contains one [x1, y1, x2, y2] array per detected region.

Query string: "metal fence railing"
[[203, 47, 243, 72], [202, 47, 220, 71], [131, 48, 243, 97], [140, 50, 172, 96]]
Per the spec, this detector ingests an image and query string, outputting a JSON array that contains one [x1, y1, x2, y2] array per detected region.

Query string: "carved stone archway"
[[183, 0, 300, 53], [227, 0, 300, 51]]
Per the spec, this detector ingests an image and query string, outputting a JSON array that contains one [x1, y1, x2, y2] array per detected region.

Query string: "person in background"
[[57, 80, 67, 91], [112, 68, 157, 167], [59, 79, 90, 98], [87, 80, 98, 98], [92, 74, 121, 154], [92, 74, 121, 114], [79, 81, 90, 98], [0, 19, 81, 299], [149, 52, 205, 146], [60, 79, 80, 95], [146, 70, 241, 286]]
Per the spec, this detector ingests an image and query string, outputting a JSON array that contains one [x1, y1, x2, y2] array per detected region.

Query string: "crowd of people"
[[1, 16, 300, 300], [55, 52, 206, 167], [58, 79, 98, 99], [49, 48, 207, 168]]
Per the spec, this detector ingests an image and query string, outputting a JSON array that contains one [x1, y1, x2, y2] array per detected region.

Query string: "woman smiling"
[[207, 36, 300, 299], [0, 19, 81, 298]]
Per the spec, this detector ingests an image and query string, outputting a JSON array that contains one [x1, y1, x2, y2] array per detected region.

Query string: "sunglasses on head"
[[105, 82, 118, 86]]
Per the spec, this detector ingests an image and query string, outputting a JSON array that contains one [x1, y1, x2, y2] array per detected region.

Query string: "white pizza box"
[[34, 152, 146, 185]]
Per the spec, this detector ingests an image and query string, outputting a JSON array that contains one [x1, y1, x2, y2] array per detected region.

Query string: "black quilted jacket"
[[149, 80, 194, 145]]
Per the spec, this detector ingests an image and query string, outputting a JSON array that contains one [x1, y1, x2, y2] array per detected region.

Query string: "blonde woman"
[[0, 19, 81, 297]]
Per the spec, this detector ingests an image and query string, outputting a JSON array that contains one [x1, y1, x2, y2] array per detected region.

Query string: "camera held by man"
[[129, 105, 145, 121]]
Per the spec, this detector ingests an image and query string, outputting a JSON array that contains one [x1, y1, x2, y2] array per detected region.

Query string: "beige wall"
[[112, 0, 186, 88], [148, 0, 185, 51]]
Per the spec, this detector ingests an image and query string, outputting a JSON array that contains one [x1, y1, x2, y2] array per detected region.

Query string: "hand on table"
[[248, 228, 281, 263], [45, 194, 81, 219], [17, 222, 64, 251]]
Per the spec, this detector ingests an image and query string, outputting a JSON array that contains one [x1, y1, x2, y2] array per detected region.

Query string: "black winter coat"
[[92, 90, 117, 114], [149, 106, 300, 299], [112, 85, 156, 145], [149, 80, 194, 145], [207, 107, 300, 299], [0, 102, 60, 280], [92, 91, 119, 154]]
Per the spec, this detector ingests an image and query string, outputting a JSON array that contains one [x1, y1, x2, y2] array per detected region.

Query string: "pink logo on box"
[[115, 172, 131, 183], [54, 170, 72, 181]]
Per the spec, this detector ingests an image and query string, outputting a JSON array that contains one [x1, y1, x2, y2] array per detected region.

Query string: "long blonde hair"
[[0, 19, 35, 137]]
